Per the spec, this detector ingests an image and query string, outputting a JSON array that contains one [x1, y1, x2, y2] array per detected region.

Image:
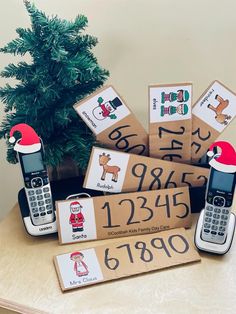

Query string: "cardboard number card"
[[56, 186, 192, 244], [149, 83, 192, 163], [84, 147, 209, 193], [54, 228, 201, 291], [74, 85, 148, 156], [191, 81, 236, 163]]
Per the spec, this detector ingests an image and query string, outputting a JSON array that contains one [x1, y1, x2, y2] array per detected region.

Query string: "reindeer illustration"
[[99, 153, 121, 182], [207, 95, 232, 125]]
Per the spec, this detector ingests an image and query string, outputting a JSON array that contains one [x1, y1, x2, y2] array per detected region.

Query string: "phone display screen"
[[22, 152, 45, 173], [211, 169, 235, 192]]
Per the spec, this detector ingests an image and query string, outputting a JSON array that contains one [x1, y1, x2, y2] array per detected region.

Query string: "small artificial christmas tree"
[[0, 0, 109, 171]]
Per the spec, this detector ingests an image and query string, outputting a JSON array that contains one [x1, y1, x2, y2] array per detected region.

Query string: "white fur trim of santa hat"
[[13, 141, 41, 154], [209, 158, 236, 173]]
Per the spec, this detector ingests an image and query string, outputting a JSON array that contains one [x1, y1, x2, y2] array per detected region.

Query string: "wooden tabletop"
[[0, 204, 236, 314]]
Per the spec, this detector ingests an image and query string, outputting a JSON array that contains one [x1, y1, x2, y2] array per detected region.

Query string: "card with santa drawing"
[[191, 81, 236, 163], [56, 197, 97, 244], [56, 185, 192, 244], [73, 85, 148, 156], [149, 83, 192, 163]]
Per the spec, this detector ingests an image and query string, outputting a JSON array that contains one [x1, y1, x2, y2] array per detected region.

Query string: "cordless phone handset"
[[9, 123, 54, 226], [201, 166, 236, 244], [201, 141, 236, 245]]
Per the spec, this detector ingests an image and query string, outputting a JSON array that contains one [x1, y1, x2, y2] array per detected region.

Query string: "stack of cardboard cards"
[[54, 80, 236, 292]]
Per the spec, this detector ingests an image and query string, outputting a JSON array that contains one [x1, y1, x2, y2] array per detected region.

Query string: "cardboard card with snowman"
[[191, 80, 236, 163], [73, 85, 148, 156], [149, 83, 192, 163]]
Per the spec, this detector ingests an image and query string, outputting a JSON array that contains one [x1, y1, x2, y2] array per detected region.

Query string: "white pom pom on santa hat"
[[9, 136, 16, 143], [207, 150, 215, 157]]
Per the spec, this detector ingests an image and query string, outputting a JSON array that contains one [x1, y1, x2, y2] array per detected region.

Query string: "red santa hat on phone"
[[207, 141, 236, 173], [9, 123, 41, 154]]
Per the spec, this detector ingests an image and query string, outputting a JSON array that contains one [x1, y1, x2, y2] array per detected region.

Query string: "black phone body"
[[202, 167, 236, 244], [18, 146, 54, 226]]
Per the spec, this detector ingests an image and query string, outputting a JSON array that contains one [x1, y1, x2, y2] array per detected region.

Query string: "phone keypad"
[[26, 184, 54, 224], [203, 203, 230, 241]]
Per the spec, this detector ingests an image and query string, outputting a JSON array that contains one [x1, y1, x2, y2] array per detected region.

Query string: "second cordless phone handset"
[[201, 167, 235, 244], [9, 124, 54, 226], [195, 141, 236, 254]]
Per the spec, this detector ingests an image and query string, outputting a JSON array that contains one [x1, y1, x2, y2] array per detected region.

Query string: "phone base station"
[[195, 209, 236, 255], [18, 176, 104, 236]]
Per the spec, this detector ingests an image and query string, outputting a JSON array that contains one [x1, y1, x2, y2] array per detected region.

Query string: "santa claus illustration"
[[70, 251, 89, 277], [161, 89, 190, 104], [69, 201, 85, 232], [160, 103, 189, 117], [92, 96, 123, 120]]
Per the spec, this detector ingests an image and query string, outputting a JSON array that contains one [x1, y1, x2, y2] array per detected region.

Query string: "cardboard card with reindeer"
[[191, 81, 236, 163], [84, 147, 209, 194], [149, 83, 192, 163], [74, 85, 148, 156]]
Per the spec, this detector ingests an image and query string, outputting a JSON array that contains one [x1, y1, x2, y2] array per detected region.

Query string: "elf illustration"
[[70, 251, 89, 277], [161, 89, 189, 104], [69, 201, 85, 232], [207, 95, 231, 125], [160, 103, 188, 117], [92, 96, 123, 120], [99, 152, 120, 182]]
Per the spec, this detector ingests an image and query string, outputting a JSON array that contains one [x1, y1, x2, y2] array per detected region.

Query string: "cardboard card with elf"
[[149, 83, 192, 163]]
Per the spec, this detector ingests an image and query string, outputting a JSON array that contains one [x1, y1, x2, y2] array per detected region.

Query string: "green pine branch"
[[0, 0, 109, 169]]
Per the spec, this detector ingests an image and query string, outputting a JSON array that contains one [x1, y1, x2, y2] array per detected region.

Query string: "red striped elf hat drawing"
[[207, 141, 236, 173], [9, 123, 41, 154]]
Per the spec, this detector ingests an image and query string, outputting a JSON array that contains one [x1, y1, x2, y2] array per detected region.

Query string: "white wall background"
[[0, 0, 236, 220]]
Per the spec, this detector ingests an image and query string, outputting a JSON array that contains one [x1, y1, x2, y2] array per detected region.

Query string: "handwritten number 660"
[[108, 125, 146, 155]]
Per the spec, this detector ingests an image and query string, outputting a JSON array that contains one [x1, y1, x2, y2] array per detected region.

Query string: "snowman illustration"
[[160, 103, 189, 117], [92, 96, 123, 121]]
